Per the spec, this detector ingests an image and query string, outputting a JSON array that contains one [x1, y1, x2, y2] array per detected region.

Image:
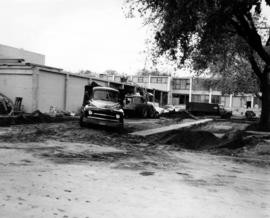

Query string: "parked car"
[[80, 86, 124, 129], [174, 105, 186, 112], [245, 110, 256, 120], [148, 102, 164, 117], [163, 105, 175, 113]]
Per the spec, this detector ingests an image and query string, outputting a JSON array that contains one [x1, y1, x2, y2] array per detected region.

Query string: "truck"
[[80, 84, 124, 129], [186, 102, 232, 119], [123, 93, 159, 118]]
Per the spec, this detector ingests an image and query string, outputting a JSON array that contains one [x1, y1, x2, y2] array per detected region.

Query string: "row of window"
[[99, 76, 219, 93], [133, 77, 169, 84], [172, 79, 190, 90], [173, 94, 221, 104], [192, 95, 221, 104]]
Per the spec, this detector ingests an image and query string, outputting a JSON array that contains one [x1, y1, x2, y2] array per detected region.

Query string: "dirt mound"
[[40, 151, 130, 164], [156, 130, 220, 150], [162, 110, 198, 120]]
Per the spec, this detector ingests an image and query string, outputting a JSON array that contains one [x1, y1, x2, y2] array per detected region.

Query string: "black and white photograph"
[[0, 0, 270, 217]]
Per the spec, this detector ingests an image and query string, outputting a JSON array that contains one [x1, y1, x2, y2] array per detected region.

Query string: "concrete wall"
[[67, 75, 89, 113], [0, 44, 45, 65], [0, 67, 114, 113], [38, 70, 66, 112], [0, 68, 33, 112]]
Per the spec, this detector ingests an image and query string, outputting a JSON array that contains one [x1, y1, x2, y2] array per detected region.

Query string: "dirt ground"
[[0, 119, 270, 218]]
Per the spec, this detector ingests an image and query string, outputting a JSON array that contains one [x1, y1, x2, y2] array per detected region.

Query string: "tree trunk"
[[259, 71, 270, 131]]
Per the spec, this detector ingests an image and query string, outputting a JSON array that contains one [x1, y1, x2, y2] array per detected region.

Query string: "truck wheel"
[[154, 112, 160, 118], [79, 116, 86, 127], [149, 110, 155, 118], [118, 121, 124, 133], [142, 109, 148, 118]]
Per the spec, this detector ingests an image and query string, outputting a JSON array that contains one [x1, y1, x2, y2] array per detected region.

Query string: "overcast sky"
[[1, 0, 270, 76], [0, 0, 152, 74]]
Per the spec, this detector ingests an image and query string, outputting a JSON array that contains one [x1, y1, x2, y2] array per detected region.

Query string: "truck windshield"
[[93, 90, 119, 102]]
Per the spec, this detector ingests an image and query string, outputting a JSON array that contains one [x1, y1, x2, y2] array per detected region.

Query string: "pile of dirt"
[[153, 130, 221, 150], [162, 110, 198, 120], [0, 110, 77, 126]]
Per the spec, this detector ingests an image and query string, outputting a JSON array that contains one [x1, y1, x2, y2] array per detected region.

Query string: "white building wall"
[[0, 44, 45, 65], [67, 75, 89, 113], [38, 71, 66, 112], [0, 69, 33, 112]]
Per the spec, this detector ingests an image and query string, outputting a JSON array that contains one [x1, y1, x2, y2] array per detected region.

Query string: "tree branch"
[[231, 14, 270, 64], [248, 53, 263, 81]]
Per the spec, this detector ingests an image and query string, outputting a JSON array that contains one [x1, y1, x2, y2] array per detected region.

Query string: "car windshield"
[[93, 90, 119, 102]]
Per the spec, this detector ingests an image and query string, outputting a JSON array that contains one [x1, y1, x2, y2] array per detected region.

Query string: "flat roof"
[[93, 86, 119, 92]]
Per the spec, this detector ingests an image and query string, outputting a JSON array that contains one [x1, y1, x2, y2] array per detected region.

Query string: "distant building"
[[0, 44, 45, 65], [0, 44, 260, 116], [104, 75, 261, 116]]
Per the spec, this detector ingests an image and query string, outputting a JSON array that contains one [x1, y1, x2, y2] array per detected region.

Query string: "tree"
[[104, 69, 118, 76], [200, 36, 261, 96], [128, 0, 270, 130], [78, 70, 97, 77], [136, 68, 170, 76]]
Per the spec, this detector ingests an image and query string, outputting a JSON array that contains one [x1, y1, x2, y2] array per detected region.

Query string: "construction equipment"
[[0, 93, 14, 115]]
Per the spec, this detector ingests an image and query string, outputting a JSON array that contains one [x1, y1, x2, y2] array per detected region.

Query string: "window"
[[192, 78, 209, 91], [93, 89, 119, 102], [162, 78, 168, 83], [138, 77, 144, 83], [151, 77, 168, 84], [211, 95, 221, 104], [133, 96, 143, 104], [151, 77, 157, 83], [132, 77, 138, 83], [172, 79, 190, 90], [143, 77, 149, 83], [192, 95, 209, 103], [157, 77, 162, 83], [179, 94, 189, 104], [114, 76, 121, 82]]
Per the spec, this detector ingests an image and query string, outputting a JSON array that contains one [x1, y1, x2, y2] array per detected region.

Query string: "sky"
[[0, 0, 154, 75], [0, 0, 270, 76]]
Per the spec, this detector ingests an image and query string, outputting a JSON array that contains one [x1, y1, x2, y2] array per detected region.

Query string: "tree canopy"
[[128, 0, 270, 130], [129, 0, 270, 65]]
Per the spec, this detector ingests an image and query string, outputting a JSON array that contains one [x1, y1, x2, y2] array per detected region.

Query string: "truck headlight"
[[88, 110, 93, 115], [116, 114, 121, 119]]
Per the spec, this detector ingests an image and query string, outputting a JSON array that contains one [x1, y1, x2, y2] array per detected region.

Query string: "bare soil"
[[0, 119, 270, 218]]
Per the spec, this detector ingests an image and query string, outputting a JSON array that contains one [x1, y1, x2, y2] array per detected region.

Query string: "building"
[[0, 44, 260, 115], [171, 77, 261, 115], [102, 75, 261, 115], [0, 59, 168, 113], [0, 44, 45, 65]]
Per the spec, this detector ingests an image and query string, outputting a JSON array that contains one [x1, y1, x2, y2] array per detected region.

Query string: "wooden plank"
[[129, 119, 212, 137]]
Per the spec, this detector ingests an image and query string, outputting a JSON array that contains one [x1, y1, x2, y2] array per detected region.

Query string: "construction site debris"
[[0, 93, 14, 115], [0, 110, 77, 126]]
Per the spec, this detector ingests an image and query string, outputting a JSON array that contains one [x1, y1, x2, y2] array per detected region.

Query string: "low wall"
[[0, 68, 92, 113], [0, 68, 33, 112]]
